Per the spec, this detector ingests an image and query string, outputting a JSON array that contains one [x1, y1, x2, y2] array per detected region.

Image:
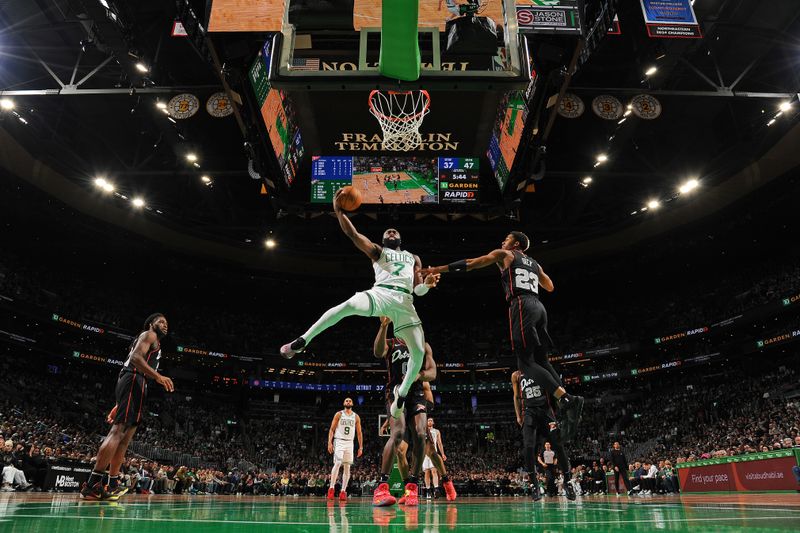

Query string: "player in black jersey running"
[[512, 370, 575, 501], [422, 231, 583, 442], [80, 313, 174, 501], [372, 317, 442, 507]]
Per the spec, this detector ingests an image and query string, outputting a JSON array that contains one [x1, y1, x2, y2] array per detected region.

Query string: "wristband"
[[447, 259, 468, 273], [413, 283, 430, 296]]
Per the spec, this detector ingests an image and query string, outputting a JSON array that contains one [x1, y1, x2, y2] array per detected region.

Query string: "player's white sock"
[[302, 293, 372, 344], [341, 464, 351, 492], [330, 462, 341, 489]]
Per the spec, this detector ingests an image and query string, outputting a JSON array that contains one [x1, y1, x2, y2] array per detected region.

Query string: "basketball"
[[336, 186, 362, 211]]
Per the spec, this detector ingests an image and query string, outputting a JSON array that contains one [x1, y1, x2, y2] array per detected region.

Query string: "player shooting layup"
[[281, 188, 440, 418], [327, 398, 363, 502]]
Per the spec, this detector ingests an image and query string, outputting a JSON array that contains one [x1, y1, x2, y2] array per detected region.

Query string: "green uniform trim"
[[365, 291, 376, 316], [376, 283, 412, 295], [393, 321, 422, 333]]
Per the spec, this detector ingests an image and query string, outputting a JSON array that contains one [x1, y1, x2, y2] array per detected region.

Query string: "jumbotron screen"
[[310, 156, 479, 205]]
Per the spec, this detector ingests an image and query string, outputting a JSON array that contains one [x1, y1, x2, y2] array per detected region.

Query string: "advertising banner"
[[677, 451, 799, 492], [640, 0, 702, 38], [43, 461, 93, 492]]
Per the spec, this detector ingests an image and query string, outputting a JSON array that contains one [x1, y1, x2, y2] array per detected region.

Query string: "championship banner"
[[640, 0, 702, 38], [43, 461, 93, 492], [676, 450, 799, 492]]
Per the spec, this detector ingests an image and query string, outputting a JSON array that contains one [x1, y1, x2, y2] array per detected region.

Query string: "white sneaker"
[[1, 484, 14, 492], [390, 385, 406, 418]]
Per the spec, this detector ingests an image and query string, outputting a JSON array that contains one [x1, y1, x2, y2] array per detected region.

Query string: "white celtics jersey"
[[373, 248, 416, 293], [334, 410, 357, 441], [429, 428, 440, 452]]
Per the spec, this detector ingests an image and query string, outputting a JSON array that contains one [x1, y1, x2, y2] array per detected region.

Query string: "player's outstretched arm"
[[539, 266, 555, 292], [413, 255, 440, 296], [417, 343, 437, 382], [334, 188, 381, 260], [422, 249, 512, 276]]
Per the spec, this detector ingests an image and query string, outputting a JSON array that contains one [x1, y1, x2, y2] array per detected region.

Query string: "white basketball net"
[[368, 90, 430, 151]]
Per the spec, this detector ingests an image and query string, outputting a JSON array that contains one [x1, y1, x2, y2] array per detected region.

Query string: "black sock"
[[109, 476, 119, 490], [88, 471, 104, 487], [380, 474, 389, 483], [290, 337, 306, 350], [102, 471, 110, 486]]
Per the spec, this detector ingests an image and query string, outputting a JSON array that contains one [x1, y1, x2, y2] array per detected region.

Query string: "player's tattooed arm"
[[422, 249, 512, 275], [374, 317, 391, 358], [333, 188, 381, 260], [129, 331, 174, 392]]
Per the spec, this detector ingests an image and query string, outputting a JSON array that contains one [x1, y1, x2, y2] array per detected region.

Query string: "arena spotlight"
[[201, 175, 212, 184], [767, 118, 777, 126], [596, 154, 608, 164], [582, 176, 593, 185], [645, 66, 658, 76], [679, 179, 699, 194], [156, 100, 167, 110], [132, 197, 145, 208], [265, 238, 276, 249], [186, 153, 198, 163], [98, 0, 110, 8], [647, 199, 661, 209], [0, 98, 14, 110], [135, 62, 149, 73], [779, 101, 792, 112]]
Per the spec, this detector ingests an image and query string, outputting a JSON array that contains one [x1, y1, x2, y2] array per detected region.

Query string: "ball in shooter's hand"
[[336, 186, 362, 212]]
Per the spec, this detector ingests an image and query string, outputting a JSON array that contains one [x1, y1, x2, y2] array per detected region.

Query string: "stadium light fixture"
[[201, 175, 212, 184], [645, 66, 658, 76], [779, 101, 792, 113], [135, 62, 149, 73], [265, 238, 276, 249], [0, 98, 14, 110], [132, 197, 145, 208], [582, 176, 593, 185], [767, 118, 777, 126], [186, 153, 198, 163], [156, 100, 167, 110], [647, 199, 660, 209], [596, 154, 608, 163], [618, 118, 627, 124], [679, 179, 699, 194]]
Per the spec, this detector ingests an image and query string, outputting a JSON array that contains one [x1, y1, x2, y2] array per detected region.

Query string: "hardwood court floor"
[[1, 492, 798, 532]]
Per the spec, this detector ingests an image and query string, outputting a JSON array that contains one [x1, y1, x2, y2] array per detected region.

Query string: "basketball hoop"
[[368, 90, 430, 151]]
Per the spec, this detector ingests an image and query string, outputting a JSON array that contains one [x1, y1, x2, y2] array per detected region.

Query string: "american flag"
[[291, 57, 320, 71]]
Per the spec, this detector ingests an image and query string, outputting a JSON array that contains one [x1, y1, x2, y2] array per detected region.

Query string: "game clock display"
[[438, 157, 479, 203], [310, 156, 479, 205]]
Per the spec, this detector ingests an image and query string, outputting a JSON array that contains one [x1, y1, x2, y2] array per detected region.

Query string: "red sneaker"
[[372, 482, 397, 507], [398, 493, 406, 505], [339, 490, 347, 502], [403, 483, 419, 507], [327, 487, 335, 500], [443, 480, 457, 501]]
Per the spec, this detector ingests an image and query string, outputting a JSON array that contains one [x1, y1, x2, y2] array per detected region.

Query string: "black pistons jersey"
[[500, 250, 541, 302], [385, 338, 411, 389], [518, 373, 547, 408], [122, 335, 161, 374]]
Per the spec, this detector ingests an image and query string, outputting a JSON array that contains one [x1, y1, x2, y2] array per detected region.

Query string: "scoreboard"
[[438, 157, 480, 203], [311, 156, 480, 205]]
